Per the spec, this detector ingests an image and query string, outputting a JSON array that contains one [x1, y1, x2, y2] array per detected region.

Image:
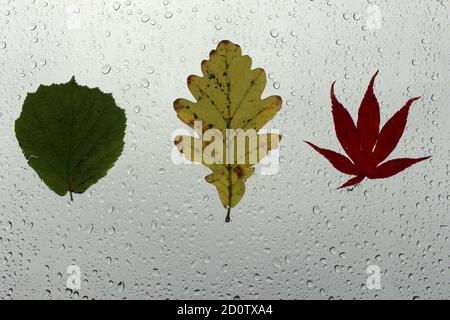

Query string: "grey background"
[[0, 0, 449, 299]]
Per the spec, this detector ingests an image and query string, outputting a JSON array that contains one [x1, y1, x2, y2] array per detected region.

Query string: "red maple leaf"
[[306, 71, 430, 189]]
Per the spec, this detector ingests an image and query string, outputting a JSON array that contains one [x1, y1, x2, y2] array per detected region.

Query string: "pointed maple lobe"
[[338, 175, 365, 189], [331, 82, 360, 165], [306, 72, 430, 189], [305, 141, 358, 175], [357, 70, 380, 156], [373, 96, 421, 165], [368, 157, 430, 179]]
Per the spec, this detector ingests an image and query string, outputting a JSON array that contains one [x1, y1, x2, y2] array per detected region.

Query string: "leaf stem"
[[225, 207, 231, 223], [226, 165, 232, 223], [69, 191, 73, 201]]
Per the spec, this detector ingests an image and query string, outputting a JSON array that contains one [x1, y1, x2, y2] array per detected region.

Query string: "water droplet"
[[270, 29, 279, 38], [312, 205, 322, 215], [101, 64, 111, 74], [273, 81, 280, 89], [113, 1, 121, 11], [140, 78, 150, 88]]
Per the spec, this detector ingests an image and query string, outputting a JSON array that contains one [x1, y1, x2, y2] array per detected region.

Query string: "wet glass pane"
[[0, 0, 448, 299]]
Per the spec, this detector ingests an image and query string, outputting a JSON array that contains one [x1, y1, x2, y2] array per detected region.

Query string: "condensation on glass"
[[0, 0, 448, 299]]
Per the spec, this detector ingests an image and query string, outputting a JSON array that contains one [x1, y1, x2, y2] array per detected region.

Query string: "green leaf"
[[15, 77, 126, 200], [174, 40, 282, 222]]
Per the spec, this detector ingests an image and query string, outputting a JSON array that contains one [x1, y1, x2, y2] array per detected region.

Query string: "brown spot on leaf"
[[174, 136, 183, 146], [274, 95, 282, 106], [209, 50, 217, 59], [233, 165, 244, 178], [173, 99, 184, 111], [187, 75, 195, 86]]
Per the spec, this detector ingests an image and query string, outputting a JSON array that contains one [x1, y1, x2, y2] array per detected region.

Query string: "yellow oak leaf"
[[174, 40, 282, 222]]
